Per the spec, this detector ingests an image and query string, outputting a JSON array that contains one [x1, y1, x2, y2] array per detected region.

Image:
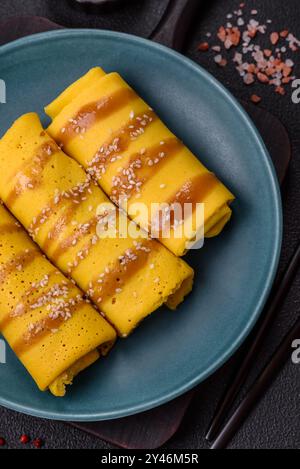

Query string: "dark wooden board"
[[0, 14, 291, 450], [71, 391, 195, 449]]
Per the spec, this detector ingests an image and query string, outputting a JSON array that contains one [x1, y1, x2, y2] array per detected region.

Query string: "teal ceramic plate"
[[0, 30, 282, 421]]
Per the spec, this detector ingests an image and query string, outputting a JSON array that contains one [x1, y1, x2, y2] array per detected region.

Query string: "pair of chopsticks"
[[206, 241, 300, 449]]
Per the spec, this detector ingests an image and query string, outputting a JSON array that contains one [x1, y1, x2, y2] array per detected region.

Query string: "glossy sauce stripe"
[[165, 173, 220, 229], [28, 176, 93, 242], [168, 173, 219, 207], [13, 299, 85, 356], [5, 141, 60, 208], [50, 215, 99, 263], [87, 240, 155, 307], [0, 249, 39, 284], [0, 274, 71, 331], [0, 222, 22, 235], [57, 88, 138, 147], [62, 207, 142, 275], [86, 110, 156, 179], [110, 137, 184, 203]]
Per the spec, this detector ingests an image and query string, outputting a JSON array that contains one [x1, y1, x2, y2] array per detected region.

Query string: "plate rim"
[[0, 29, 283, 421]]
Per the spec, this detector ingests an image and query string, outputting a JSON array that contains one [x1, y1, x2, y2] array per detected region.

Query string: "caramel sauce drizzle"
[[0, 249, 39, 284], [110, 137, 183, 203], [13, 299, 85, 355], [87, 239, 155, 306], [86, 110, 156, 179], [0, 222, 22, 235], [5, 141, 60, 208], [14, 269, 58, 308], [163, 173, 219, 231], [57, 88, 138, 147], [0, 271, 66, 331], [63, 208, 132, 275], [28, 176, 93, 242], [168, 173, 219, 206], [51, 215, 99, 263], [42, 209, 74, 252], [67, 238, 95, 275]]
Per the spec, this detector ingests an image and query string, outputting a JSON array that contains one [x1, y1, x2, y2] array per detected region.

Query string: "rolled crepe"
[[0, 203, 116, 396], [46, 68, 235, 256], [0, 113, 194, 337]]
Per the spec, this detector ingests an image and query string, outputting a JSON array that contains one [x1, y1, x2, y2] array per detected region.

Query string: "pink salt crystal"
[[270, 32, 279, 45], [214, 54, 222, 64], [233, 52, 243, 63], [244, 73, 255, 85]]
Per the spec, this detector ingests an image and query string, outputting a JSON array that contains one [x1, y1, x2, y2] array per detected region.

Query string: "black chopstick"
[[206, 241, 300, 442], [210, 316, 300, 449]]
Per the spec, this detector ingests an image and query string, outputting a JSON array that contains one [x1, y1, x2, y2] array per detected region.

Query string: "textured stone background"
[[0, 0, 299, 450]]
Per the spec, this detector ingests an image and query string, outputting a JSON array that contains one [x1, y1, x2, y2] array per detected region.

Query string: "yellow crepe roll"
[[0, 113, 194, 337], [46, 69, 235, 256], [0, 203, 116, 397]]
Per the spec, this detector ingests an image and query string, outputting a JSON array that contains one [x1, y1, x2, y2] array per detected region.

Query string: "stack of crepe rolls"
[[0, 113, 194, 339], [45, 68, 235, 257], [0, 202, 116, 396]]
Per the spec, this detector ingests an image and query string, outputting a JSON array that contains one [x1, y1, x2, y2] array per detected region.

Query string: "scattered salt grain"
[[196, 4, 299, 101], [214, 54, 222, 64]]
